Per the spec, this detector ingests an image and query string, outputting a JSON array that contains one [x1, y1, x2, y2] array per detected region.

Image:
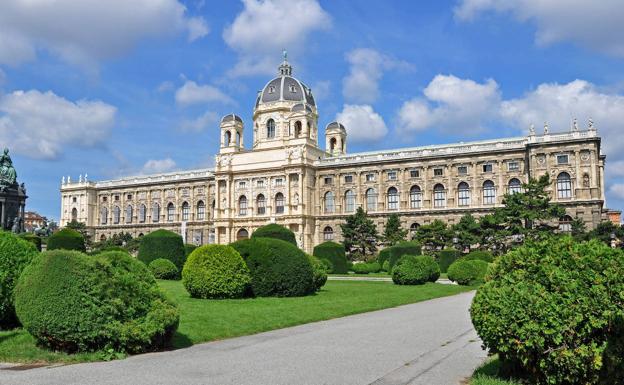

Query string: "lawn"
[[0, 280, 471, 364]]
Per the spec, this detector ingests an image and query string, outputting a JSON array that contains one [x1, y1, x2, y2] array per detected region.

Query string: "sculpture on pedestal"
[[0, 148, 27, 232]]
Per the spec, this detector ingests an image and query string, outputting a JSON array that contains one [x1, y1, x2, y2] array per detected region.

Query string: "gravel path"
[[1, 291, 486, 385]]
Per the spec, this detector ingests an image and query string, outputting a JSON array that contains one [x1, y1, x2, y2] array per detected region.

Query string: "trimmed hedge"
[[15, 250, 179, 353], [392, 255, 440, 285], [447, 259, 489, 285], [251, 223, 297, 246], [149, 258, 179, 280], [437, 248, 461, 273], [471, 238, 624, 384], [184, 244, 197, 257], [379, 241, 422, 271], [352, 262, 381, 274], [138, 229, 185, 272], [306, 254, 328, 292], [463, 250, 494, 263], [0, 231, 39, 328], [182, 245, 251, 299], [313, 241, 348, 274], [18, 233, 42, 251], [47, 228, 85, 252], [231, 238, 315, 297], [382, 260, 390, 273]]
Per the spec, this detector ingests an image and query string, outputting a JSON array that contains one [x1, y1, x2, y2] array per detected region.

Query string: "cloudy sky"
[[1, 0, 624, 220]]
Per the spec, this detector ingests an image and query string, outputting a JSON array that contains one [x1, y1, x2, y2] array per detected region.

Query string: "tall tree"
[[413, 219, 452, 251], [339, 207, 379, 261], [452, 213, 481, 252], [382, 213, 407, 246]]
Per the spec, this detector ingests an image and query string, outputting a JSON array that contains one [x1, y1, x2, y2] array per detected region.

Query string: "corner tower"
[[325, 121, 347, 156], [252, 52, 319, 150], [219, 114, 244, 154]]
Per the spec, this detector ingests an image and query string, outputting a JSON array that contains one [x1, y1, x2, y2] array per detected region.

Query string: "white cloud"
[[157, 81, 175, 93], [311, 80, 331, 101], [0, 90, 116, 160], [141, 158, 177, 174], [178, 111, 219, 132], [0, 0, 208, 68], [335, 104, 388, 142], [223, 0, 331, 77], [342, 48, 411, 104], [397, 74, 500, 133], [454, 0, 624, 57], [175, 81, 234, 106]]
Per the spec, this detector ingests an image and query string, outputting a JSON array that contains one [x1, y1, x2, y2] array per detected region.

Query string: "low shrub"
[[313, 241, 348, 274], [471, 238, 624, 384], [251, 223, 297, 246], [15, 250, 179, 353], [184, 244, 197, 257], [231, 238, 315, 297], [379, 241, 422, 271], [306, 254, 328, 291], [352, 262, 381, 274], [392, 255, 440, 285], [18, 233, 42, 251], [463, 250, 494, 263], [319, 258, 333, 273], [148, 258, 179, 280], [138, 229, 185, 272], [47, 228, 85, 252], [437, 248, 461, 273], [447, 259, 488, 285], [182, 245, 251, 299], [0, 231, 39, 328]]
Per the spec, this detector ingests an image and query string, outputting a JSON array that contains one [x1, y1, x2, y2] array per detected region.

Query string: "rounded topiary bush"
[[471, 238, 624, 384], [0, 231, 39, 328], [437, 248, 461, 273], [306, 254, 328, 291], [380, 241, 422, 271], [313, 241, 348, 274], [231, 238, 315, 297], [138, 229, 185, 272], [447, 259, 488, 285], [463, 250, 494, 263], [47, 228, 85, 252], [319, 258, 333, 273], [352, 263, 370, 274], [182, 245, 251, 299], [392, 255, 440, 285], [149, 258, 179, 280], [18, 233, 42, 251], [251, 223, 297, 246], [15, 250, 179, 353]]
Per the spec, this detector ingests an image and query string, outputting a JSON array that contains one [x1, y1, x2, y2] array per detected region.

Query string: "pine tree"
[[339, 207, 379, 261], [452, 213, 481, 251], [382, 213, 407, 246], [413, 219, 452, 251]]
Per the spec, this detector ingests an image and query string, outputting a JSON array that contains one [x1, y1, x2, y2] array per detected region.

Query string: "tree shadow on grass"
[[171, 332, 193, 349]]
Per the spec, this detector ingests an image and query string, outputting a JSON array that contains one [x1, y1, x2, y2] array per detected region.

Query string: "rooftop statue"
[[0, 148, 17, 191]]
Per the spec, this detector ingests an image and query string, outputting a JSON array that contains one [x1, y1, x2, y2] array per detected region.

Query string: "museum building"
[[60, 57, 611, 253]]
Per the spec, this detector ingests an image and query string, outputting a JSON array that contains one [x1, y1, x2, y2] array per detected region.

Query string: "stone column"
[[20, 203, 25, 232], [0, 201, 4, 229]]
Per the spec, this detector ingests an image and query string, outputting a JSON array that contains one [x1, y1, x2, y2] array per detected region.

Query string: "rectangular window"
[[410, 170, 420, 178], [102, 197, 107, 202], [434, 168, 443, 177], [457, 166, 468, 175], [238, 181, 246, 189], [557, 154, 569, 165], [434, 190, 446, 208], [275, 178, 284, 186], [344, 175, 353, 183], [324, 177, 333, 185], [387, 171, 397, 180], [126, 194, 132, 200], [483, 164, 493, 173], [508, 161, 519, 171], [114, 195, 119, 201], [366, 173, 375, 182], [256, 180, 264, 188]]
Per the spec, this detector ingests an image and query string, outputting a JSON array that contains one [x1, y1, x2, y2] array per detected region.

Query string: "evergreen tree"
[[413, 219, 452, 251], [382, 213, 407, 246], [339, 207, 379, 261], [452, 213, 481, 252], [570, 216, 587, 239]]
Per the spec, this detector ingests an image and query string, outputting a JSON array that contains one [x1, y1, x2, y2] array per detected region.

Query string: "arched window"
[[100, 206, 108, 225], [237, 228, 249, 240], [366, 188, 377, 211], [257, 194, 266, 215], [557, 172, 572, 199], [345, 190, 356, 213], [239, 195, 248, 216], [113, 206, 121, 224], [410, 185, 422, 209], [323, 226, 334, 241], [71, 207, 78, 222], [125, 205, 133, 224], [167, 202, 175, 222], [224, 131, 231, 147], [458, 182, 470, 206], [330, 137, 337, 151], [324, 191, 335, 213], [275, 193, 284, 214], [558, 215, 573, 232], [236, 132, 241, 146], [197, 201, 205, 220], [387, 187, 399, 210], [181, 201, 189, 221], [100, 234, 107, 241], [152, 202, 160, 223], [138, 204, 146, 223], [508, 178, 522, 194], [266, 119, 275, 138], [483, 180, 496, 205], [409, 223, 419, 237], [294, 121, 302, 137], [433, 184, 446, 208]]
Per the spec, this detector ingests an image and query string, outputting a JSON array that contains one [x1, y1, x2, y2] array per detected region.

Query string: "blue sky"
[[1, 0, 624, 220]]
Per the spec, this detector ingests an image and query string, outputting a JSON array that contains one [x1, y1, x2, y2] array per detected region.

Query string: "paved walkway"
[[1, 292, 486, 385], [327, 275, 456, 285]]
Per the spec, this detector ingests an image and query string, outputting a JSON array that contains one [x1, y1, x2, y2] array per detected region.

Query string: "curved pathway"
[[1, 291, 486, 385]]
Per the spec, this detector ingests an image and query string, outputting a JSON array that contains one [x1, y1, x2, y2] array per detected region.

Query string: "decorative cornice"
[[61, 168, 215, 190]]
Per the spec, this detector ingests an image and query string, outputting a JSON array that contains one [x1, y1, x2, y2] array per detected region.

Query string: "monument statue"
[[0, 148, 17, 191], [0, 148, 27, 232]]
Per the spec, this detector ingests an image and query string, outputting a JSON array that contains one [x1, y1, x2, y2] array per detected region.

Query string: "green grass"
[[0, 280, 471, 364], [470, 357, 521, 385]]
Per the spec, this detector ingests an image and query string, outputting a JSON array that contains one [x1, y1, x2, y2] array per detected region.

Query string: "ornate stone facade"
[[60, 58, 611, 253]]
